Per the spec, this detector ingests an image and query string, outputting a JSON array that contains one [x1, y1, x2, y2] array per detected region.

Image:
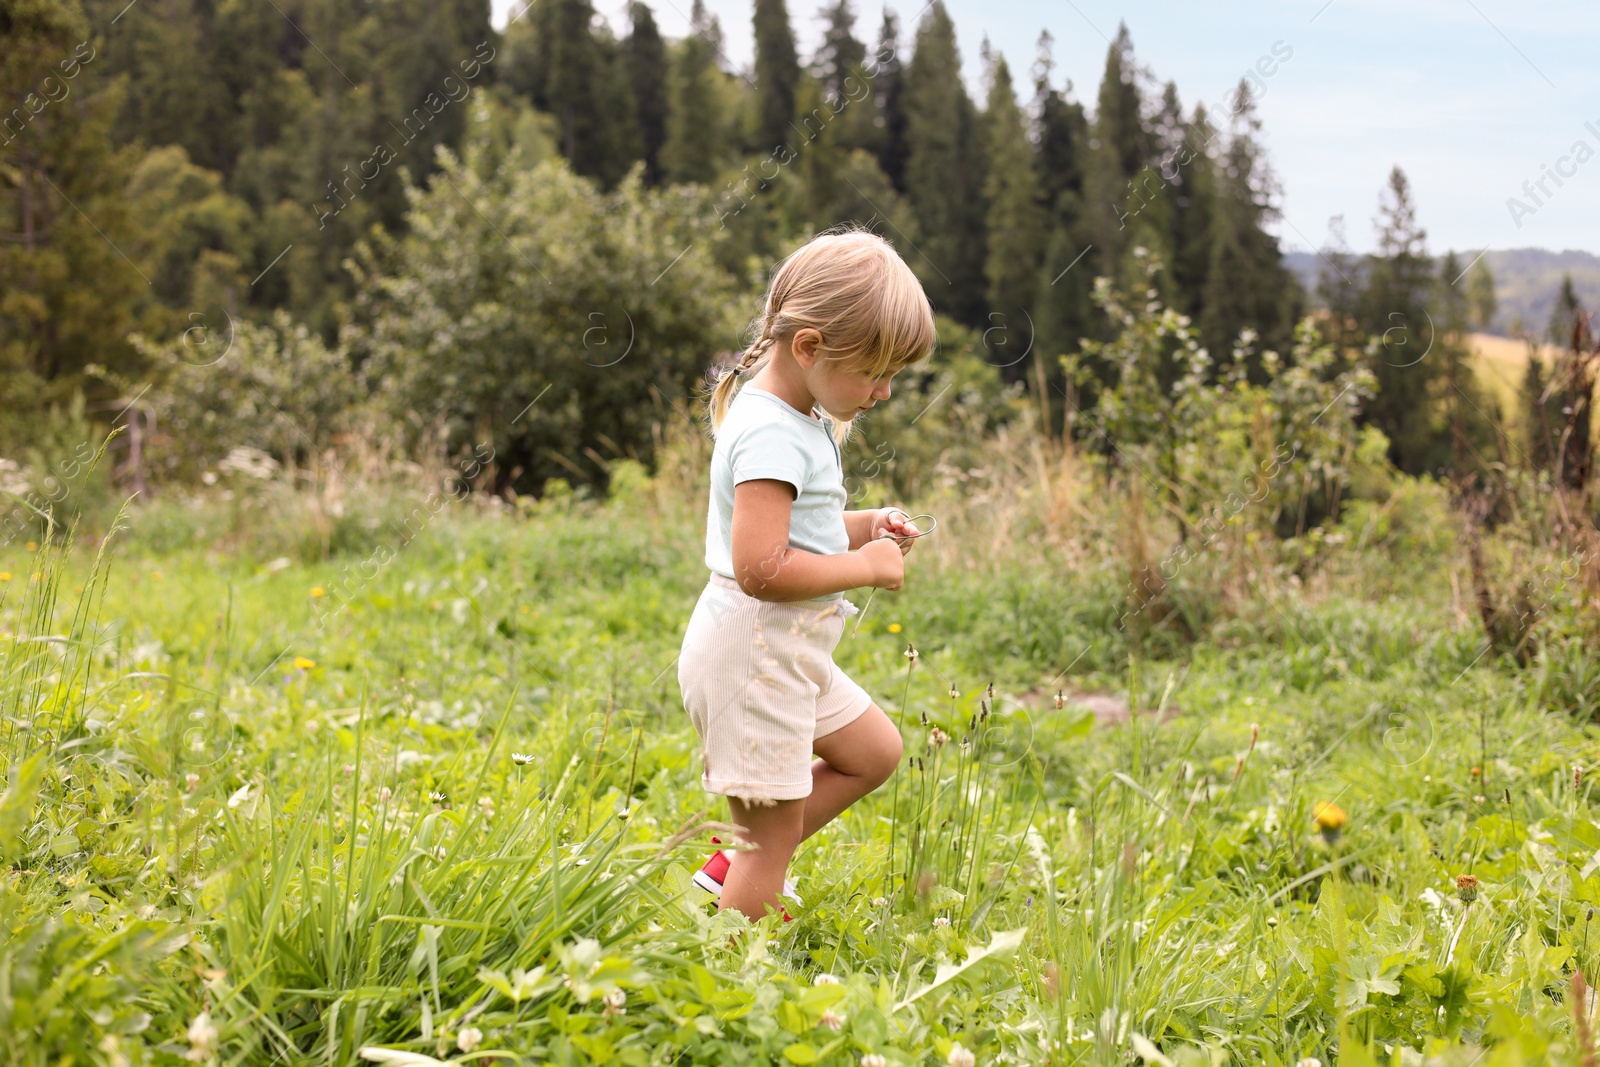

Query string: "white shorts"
[[678, 572, 874, 803]]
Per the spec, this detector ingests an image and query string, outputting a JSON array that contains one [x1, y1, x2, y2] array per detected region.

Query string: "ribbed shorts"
[[678, 572, 874, 803]]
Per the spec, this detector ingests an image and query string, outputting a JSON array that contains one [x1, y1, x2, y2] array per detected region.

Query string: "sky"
[[490, 0, 1600, 258]]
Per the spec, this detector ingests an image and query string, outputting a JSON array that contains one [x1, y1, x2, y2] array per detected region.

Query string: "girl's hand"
[[871, 507, 921, 556], [859, 535, 905, 590]]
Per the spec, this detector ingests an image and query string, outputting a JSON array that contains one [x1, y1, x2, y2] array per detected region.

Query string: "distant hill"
[[1283, 248, 1600, 339]]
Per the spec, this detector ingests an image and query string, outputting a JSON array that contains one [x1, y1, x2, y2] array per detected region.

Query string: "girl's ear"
[[790, 328, 824, 366]]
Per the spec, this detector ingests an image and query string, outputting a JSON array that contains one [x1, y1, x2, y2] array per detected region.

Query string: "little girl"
[[677, 229, 936, 922]]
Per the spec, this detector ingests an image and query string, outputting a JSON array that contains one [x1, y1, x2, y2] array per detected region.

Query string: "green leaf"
[[781, 1043, 818, 1065]]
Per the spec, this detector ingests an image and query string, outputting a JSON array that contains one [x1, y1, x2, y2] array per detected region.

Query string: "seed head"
[[1054, 689, 1065, 709]]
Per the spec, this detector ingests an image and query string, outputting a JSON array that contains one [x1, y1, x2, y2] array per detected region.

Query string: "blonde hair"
[[706, 227, 936, 448]]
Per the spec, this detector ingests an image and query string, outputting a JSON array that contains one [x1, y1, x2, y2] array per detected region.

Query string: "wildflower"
[[456, 1028, 483, 1053], [311, 586, 326, 597], [1054, 690, 1065, 709], [1456, 874, 1479, 905], [1473, 794, 1486, 804], [1470, 766, 1481, 777], [1312, 801, 1346, 842], [429, 790, 450, 806], [379, 786, 393, 801], [25, 541, 36, 551], [814, 973, 841, 985], [185, 773, 200, 791], [293, 656, 316, 671], [948, 1044, 976, 1067], [933, 915, 951, 928], [903, 643, 919, 664], [603, 989, 626, 1016], [1295, 1060, 1322, 1067], [98, 1034, 131, 1067], [888, 623, 902, 633], [929, 727, 949, 748], [477, 796, 495, 817], [185, 1011, 218, 1061], [343, 763, 355, 776], [871, 897, 887, 909], [949, 683, 959, 700], [511, 752, 535, 765], [862, 1056, 888, 1067], [1266, 916, 1278, 927], [0, 572, 9, 581], [820, 1009, 843, 1030]]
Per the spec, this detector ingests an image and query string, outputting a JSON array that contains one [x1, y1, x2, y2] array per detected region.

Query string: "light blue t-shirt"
[[704, 386, 848, 602]]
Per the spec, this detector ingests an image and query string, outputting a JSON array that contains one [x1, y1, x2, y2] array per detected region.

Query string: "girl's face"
[[788, 327, 904, 421], [816, 361, 898, 421]]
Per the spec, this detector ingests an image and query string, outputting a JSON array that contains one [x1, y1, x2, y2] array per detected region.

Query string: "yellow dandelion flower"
[[888, 623, 902, 633], [1313, 801, 1347, 839], [0, 572, 10, 582], [293, 656, 316, 671], [310, 586, 326, 598], [25, 541, 37, 552]]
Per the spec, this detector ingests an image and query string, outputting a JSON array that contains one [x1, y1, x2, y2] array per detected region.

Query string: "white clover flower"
[[947, 1043, 976, 1067], [456, 1028, 482, 1053], [861, 1056, 888, 1067], [1295, 1059, 1322, 1067], [821, 1009, 843, 1031], [603, 989, 627, 1016], [933, 915, 951, 928], [185, 1011, 218, 1061], [814, 973, 841, 985], [871, 897, 887, 909]]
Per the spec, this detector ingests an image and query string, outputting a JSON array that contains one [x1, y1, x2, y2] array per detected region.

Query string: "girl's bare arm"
[[732, 480, 899, 600]]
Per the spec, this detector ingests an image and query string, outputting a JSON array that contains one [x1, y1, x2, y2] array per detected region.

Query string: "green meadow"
[[4, 427, 1599, 1067]]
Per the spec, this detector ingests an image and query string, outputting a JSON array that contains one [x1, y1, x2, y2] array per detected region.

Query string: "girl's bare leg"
[[719, 704, 901, 921], [804, 703, 902, 840], [720, 796, 805, 920]]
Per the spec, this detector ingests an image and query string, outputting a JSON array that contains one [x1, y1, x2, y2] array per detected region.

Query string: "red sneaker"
[[693, 839, 731, 896]]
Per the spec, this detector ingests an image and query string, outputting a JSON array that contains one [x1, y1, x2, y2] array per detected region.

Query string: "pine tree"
[[1360, 166, 1442, 474], [873, 11, 908, 193], [661, 1, 726, 184], [752, 0, 800, 153], [812, 0, 879, 155], [1169, 101, 1216, 329], [1549, 273, 1582, 347], [1032, 30, 1094, 393], [535, 0, 637, 186], [1083, 23, 1149, 288], [626, 3, 668, 184], [1466, 257, 1496, 331], [1, 0, 146, 398], [1198, 79, 1301, 365], [981, 54, 1044, 383], [901, 2, 986, 324]]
